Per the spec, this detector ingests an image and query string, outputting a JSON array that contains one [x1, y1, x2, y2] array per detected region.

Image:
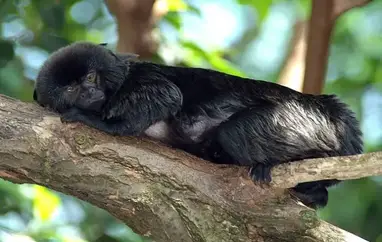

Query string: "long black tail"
[[290, 180, 338, 209], [291, 94, 363, 209]]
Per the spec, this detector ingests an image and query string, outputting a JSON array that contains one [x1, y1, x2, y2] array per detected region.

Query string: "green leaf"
[[163, 12, 182, 30], [166, 0, 188, 12], [33, 185, 61, 222], [207, 54, 246, 77], [180, 40, 246, 77], [0, 39, 15, 68], [36, 2, 65, 30], [237, 0, 252, 4], [237, 0, 274, 22], [162, 0, 201, 16], [38, 32, 70, 52], [180, 40, 209, 59], [0, 0, 16, 21], [295, 0, 312, 19], [187, 4, 202, 16]]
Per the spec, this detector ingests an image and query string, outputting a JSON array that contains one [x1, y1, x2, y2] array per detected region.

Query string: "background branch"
[[278, 0, 370, 94], [277, 21, 307, 91], [0, 94, 375, 242], [302, 0, 335, 94], [104, 0, 166, 58]]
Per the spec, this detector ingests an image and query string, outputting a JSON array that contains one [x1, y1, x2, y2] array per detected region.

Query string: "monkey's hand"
[[60, 108, 142, 136], [60, 108, 83, 123], [60, 108, 91, 124], [103, 103, 125, 120]]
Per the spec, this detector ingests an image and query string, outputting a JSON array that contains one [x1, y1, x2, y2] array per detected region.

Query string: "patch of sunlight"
[[32, 185, 61, 222]]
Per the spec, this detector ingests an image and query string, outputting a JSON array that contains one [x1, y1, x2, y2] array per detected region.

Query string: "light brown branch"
[[0, 94, 372, 242], [277, 21, 307, 91], [271, 152, 382, 188], [105, 0, 165, 58], [333, 0, 371, 17]]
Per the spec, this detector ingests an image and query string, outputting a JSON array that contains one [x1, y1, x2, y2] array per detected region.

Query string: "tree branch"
[[104, 0, 166, 58], [278, 0, 370, 94], [302, 0, 335, 94], [277, 21, 307, 91], [302, 0, 371, 94], [0, 94, 373, 242], [271, 152, 382, 188]]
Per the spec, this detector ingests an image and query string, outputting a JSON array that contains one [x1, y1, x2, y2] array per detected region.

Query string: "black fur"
[[33, 42, 363, 209]]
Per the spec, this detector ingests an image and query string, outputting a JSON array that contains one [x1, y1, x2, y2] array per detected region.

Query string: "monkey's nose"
[[93, 90, 105, 100]]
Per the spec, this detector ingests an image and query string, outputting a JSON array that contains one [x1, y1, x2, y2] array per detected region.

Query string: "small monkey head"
[[33, 42, 138, 113]]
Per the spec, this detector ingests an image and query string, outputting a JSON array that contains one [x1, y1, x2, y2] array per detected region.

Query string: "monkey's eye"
[[67, 86, 75, 92], [86, 72, 96, 83]]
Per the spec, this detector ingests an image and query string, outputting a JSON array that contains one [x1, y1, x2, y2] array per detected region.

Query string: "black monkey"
[[33, 42, 363, 209]]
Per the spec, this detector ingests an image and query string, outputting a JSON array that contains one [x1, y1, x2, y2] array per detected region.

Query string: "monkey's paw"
[[60, 109, 81, 123], [249, 163, 272, 188]]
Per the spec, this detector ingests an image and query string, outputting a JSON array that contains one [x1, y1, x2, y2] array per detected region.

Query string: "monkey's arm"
[[62, 81, 183, 136], [104, 80, 182, 120], [60, 108, 147, 135]]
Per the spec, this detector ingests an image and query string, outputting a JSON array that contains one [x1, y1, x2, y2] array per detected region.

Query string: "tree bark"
[[0, 94, 375, 242]]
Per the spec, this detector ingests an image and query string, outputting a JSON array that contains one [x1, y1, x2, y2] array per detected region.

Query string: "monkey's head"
[[33, 42, 138, 113]]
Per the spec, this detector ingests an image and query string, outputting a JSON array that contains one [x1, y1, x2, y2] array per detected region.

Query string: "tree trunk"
[[104, 0, 165, 59]]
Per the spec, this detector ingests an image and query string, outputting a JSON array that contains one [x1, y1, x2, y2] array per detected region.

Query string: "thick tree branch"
[[0, 94, 373, 242]]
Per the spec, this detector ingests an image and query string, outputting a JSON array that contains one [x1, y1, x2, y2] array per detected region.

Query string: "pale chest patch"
[[144, 121, 170, 141], [183, 114, 233, 142]]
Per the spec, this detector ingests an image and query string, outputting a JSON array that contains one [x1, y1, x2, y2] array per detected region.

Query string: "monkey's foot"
[[249, 163, 272, 187]]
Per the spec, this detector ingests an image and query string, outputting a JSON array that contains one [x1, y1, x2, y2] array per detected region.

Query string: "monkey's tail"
[[290, 94, 363, 209], [289, 179, 339, 209], [318, 94, 364, 155]]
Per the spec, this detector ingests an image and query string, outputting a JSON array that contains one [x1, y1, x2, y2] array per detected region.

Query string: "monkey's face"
[[33, 42, 128, 113], [62, 70, 106, 112]]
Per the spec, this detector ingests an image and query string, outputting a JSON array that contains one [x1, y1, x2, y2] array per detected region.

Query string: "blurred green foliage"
[[0, 0, 381, 241]]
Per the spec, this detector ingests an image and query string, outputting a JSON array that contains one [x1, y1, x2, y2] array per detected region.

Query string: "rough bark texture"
[[0, 94, 375, 242], [271, 152, 382, 188]]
